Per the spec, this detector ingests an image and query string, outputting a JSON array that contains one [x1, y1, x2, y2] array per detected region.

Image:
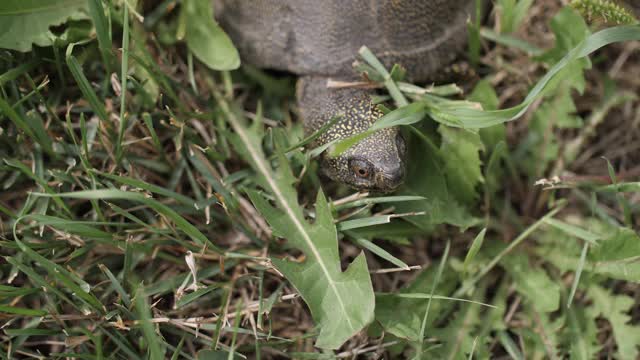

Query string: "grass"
[[1, 0, 640, 358]]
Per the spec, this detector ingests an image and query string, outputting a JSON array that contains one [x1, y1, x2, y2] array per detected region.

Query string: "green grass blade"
[[0, 305, 46, 316], [115, 4, 130, 164], [174, 284, 220, 308], [455, 203, 566, 297], [87, 0, 112, 72], [65, 43, 110, 124], [347, 235, 410, 270], [333, 195, 424, 211], [12, 237, 105, 313], [463, 228, 487, 271], [98, 264, 131, 307], [4, 159, 71, 215], [567, 242, 589, 308], [544, 218, 600, 244], [0, 97, 53, 156], [135, 287, 166, 360], [31, 189, 224, 254], [415, 240, 450, 359], [219, 90, 374, 349]]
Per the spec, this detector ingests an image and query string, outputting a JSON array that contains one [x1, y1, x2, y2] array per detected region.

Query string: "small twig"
[[370, 265, 422, 274], [332, 191, 370, 207], [326, 79, 381, 89], [335, 341, 400, 358]]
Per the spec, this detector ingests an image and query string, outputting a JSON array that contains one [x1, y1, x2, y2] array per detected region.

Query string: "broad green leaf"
[[469, 80, 505, 150], [184, 0, 240, 71], [375, 266, 459, 342], [588, 286, 640, 359], [0, 0, 88, 52], [587, 228, 640, 281], [221, 95, 374, 349], [392, 126, 479, 231], [438, 126, 485, 205]]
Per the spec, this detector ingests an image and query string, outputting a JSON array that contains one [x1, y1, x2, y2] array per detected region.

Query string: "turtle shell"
[[214, 0, 475, 82]]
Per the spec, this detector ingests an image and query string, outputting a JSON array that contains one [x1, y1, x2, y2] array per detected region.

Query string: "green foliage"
[[0, 0, 89, 51], [183, 0, 240, 71], [438, 126, 485, 205], [502, 254, 560, 313], [375, 267, 460, 342], [220, 96, 374, 349], [2, 1, 640, 358], [497, 0, 534, 33], [589, 227, 640, 281], [393, 130, 480, 230], [588, 286, 640, 359]]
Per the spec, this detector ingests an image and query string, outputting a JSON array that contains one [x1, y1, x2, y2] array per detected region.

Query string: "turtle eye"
[[350, 159, 373, 179]]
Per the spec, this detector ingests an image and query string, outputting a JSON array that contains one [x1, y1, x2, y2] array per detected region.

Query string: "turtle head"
[[322, 127, 407, 193]]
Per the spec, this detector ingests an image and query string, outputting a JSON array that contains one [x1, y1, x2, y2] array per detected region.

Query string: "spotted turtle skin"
[[214, 0, 474, 191]]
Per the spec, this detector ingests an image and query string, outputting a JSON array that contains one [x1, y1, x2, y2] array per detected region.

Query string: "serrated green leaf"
[[0, 0, 88, 52], [566, 305, 600, 359], [184, 0, 239, 71], [390, 126, 479, 231], [502, 254, 560, 313], [587, 285, 640, 359], [221, 94, 374, 349]]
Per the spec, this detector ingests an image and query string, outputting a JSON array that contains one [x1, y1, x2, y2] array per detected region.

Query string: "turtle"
[[213, 0, 475, 192]]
